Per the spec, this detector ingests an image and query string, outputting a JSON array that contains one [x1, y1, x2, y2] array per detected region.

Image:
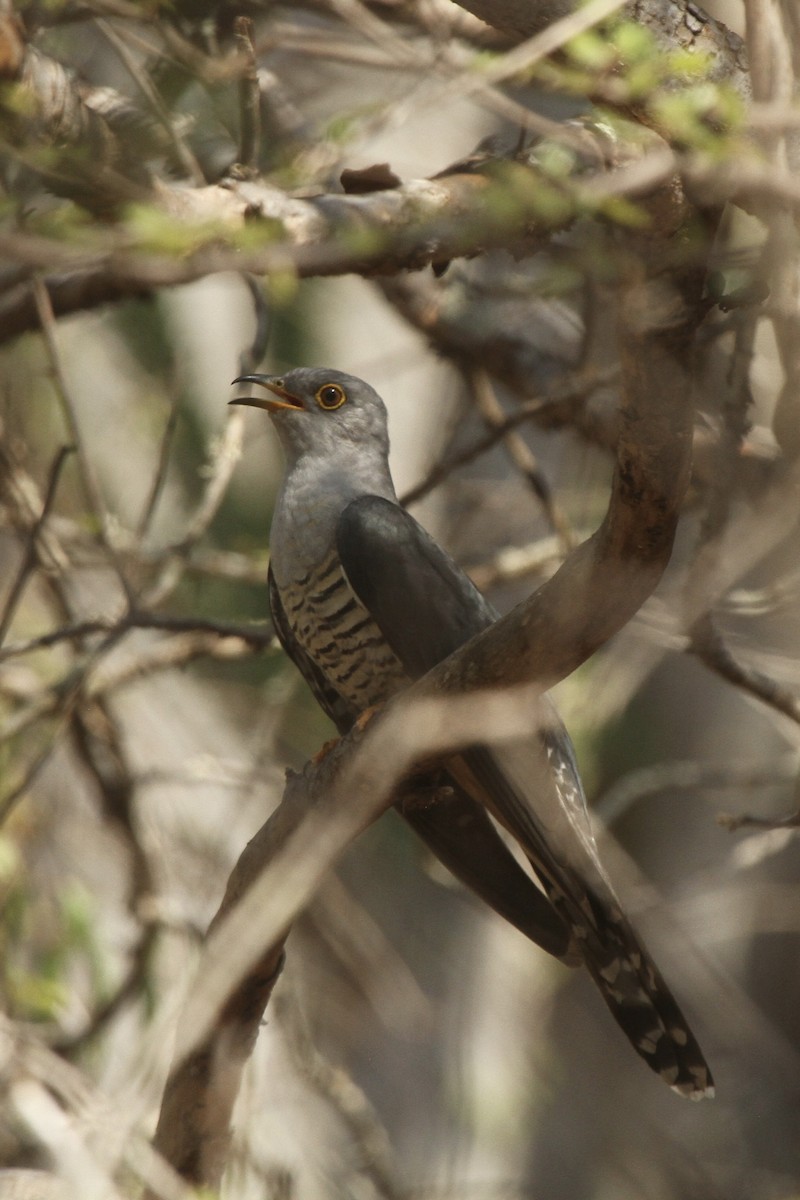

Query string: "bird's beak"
[[229, 374, 304, 412]]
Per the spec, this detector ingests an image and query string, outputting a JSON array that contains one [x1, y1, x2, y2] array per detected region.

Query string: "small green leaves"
[[565, 30, 618, 73], [608, 21, 657, 63], [125, 204, 229, 256], [651, 82, 745, 154], [532, 14, 745, 157]]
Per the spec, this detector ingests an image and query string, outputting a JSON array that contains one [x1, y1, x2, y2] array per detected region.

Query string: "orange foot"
[[312, 705, 383, 763], [355, 703, 382, 731], [312, 736, 340, 764]]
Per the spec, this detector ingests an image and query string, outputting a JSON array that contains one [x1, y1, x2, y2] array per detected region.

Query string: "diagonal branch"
[[148, 682, 551, 1195]]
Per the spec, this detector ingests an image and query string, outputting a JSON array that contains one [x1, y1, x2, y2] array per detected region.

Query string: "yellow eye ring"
[[315, 383, 347, 411]]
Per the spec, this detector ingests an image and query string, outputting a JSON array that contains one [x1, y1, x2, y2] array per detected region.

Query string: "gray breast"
[[279, 547, 408, 708]]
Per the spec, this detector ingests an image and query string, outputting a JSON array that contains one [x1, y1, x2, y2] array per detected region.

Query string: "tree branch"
[[0, 120, 689, 343], [453, 0, 748, 99], [147, 680, 553, 1195]]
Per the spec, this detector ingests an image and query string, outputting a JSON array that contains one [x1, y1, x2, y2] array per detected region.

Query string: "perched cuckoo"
[[231, 366, 713, 1099]]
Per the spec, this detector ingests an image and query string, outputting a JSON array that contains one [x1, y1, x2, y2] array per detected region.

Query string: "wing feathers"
[[337, 495, 495, 679]]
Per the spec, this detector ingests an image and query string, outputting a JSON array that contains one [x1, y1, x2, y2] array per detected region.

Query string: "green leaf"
[[596, 193, 650, 228], [124, 204, 230, 256], [609, 20, 657, 62], [565, 30, 617, 71]]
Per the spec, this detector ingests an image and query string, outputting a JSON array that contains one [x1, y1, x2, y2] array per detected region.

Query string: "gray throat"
[[269, 448, 397, 587]]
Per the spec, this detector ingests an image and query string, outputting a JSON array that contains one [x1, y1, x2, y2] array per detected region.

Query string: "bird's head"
[[230, 367, 390, 463]]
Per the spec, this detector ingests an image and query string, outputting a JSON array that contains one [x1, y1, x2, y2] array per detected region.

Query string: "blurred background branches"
[[1, 0, 800, 1198]]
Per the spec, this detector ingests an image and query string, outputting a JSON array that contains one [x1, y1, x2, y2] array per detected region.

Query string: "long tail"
[[549, 869, 714, 1099], [453, 744, 714, 1099]]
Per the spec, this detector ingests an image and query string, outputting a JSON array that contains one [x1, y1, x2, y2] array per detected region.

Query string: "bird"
[[230, 366, 713, 1100]]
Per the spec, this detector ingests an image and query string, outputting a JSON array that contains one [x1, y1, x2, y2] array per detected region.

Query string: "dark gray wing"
[[337, 495, 496, 678], [335, 495, 576, 958], [270, 549, 573, 960], [398, 782, 575, 961]]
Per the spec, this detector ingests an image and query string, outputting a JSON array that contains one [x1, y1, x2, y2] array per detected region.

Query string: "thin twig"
[[240, 276, 272, 374], [595, 752, 799, 824], [32, 276, 135, 606], [142, 409, 247, 608], [400, 373, 610, 507], [0, 740, 59, 826], [466, 534, 566, 591], [33, 279, 106, 525], [468, 368, 577, 553], [234, 16, 261, 173], [53, 921, 159, 1057], [0, 613, 275, 662], [276, 985, 401, 1199], [0, 443, 74, 647], [173, 419, 246, 553], [691, 612, 800, 728], [718, 807, 800, 832], [96, 17, 205, 185], [136, 379, 182, 541]]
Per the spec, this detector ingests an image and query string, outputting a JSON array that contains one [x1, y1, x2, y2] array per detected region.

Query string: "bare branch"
[[0, 121, 691, 341], [276, 986, 400, 1199], [32, 277, 135, 605], [233, 16, 260, 174], [427, 227, 711, 695], [467, 366, 578, 551], [95, 18, 205, 184], [690, 613, 800, 728], [0, 613, 274, 663], [135, 378, 182, 541], [596, 753, 799, 824], [148, 681, 551, 1194], [399, 367, 619, 507], [0, 443, 74, 647], [141, 408, 247, 608]]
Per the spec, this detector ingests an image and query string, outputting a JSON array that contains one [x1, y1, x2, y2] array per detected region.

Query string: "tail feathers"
[[455, 745, 713, 1098], [552, 878, 714, 1100], [399, 778, 577, 963]]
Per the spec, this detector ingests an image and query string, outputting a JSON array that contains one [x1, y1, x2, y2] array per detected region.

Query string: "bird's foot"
[[311, 705, 383, 763], [354, 703, 382, 731], [311, 736, 340, 764]]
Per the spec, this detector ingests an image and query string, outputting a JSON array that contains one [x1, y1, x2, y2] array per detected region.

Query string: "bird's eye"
[[315, 383, 346, 411]]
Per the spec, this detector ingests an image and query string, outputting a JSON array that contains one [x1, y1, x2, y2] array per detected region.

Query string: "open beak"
[[229, 374, 304, 412]]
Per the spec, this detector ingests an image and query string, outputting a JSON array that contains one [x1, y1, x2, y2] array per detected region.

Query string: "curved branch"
[[429, 222, 712, 693], [148, 208, 712, 1192]]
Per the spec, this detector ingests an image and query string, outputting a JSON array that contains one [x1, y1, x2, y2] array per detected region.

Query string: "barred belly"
[[278, 547, 408, 709]]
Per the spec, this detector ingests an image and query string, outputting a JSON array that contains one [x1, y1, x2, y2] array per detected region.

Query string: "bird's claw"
[[311, 736, 340, 764], [354, 703, 382, 731]]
